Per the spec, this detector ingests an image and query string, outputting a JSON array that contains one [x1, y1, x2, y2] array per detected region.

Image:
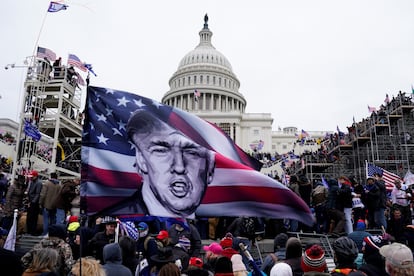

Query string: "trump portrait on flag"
[[81, 86, 313, 225], [108, 109, 215, 217]]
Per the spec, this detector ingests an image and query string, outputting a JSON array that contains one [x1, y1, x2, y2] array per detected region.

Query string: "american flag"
[[281, 174, 290, 185], [37, 46, 56, 61], [366, 163, 402, 191], [119, 221, 138, 240], [194, 89, 201, 102], [301, 129, 309, 138], [67, 54, 87, 72], [81, 86, 313, 225], [368, 105, 377, 113], [384, 94, 390, 104]]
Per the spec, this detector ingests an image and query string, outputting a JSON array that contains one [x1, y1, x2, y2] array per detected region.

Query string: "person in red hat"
[[156, 230, 170, 249], [220, 235, 238, 259], [301, 244, 329, 274], [26, 170, 42, 235]]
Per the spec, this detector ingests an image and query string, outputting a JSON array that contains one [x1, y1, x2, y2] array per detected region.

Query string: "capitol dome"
[[178, 36, 233, 72], [162, 14, 246, 116]]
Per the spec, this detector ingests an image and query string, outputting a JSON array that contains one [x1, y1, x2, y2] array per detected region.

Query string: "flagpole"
[[32, 10, 49, 59]]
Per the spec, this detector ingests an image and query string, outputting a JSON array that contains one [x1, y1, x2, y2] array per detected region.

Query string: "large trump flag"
[[81, 86, 313, 225]]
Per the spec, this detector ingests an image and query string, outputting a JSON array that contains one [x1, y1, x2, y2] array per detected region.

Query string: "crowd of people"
[[0, 169, 412, 275]]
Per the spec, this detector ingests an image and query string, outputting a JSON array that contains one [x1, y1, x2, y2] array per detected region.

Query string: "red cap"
[[189, 257, 203, 268], [28, 170, 39, 178], [68, 215, 78, 224], [156, 230, 169, 240]]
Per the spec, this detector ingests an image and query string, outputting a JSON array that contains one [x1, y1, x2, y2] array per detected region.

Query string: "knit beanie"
[[273, 233, 289, 251], [220, 237, 233, 249], [363, 235, 388, 257], [285, 237, 302, 259], [301, 244, 327, 272], [270, 262, 293, 276]]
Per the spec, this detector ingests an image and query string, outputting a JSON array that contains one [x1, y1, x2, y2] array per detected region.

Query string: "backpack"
[[144, 235, 155, 251], [241, 217, 255, 237]]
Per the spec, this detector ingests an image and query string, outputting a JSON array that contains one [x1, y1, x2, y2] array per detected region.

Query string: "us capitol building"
[[162, 15, 325, 155]]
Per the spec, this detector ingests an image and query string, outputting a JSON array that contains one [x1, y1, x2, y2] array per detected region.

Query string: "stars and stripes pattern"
[[366, 162, 402, 191], [81, 86, 313, 225], [68, 54, 87, 72], [384, 94, 390, 104], [37, 46, 56, 61], [368, 105, 377, 113], [119, 221, 138, 240], [194, 89, 201, 101]]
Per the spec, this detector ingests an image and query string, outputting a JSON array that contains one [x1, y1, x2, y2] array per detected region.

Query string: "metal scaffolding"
[[11, 57, 83, 180], [292, 92, 414, 183]]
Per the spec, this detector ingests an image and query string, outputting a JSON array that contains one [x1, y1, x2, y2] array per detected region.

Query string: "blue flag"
[[47, 2, 68, 12], [24, 120, 41, 142], [84, 64, 97, 77]]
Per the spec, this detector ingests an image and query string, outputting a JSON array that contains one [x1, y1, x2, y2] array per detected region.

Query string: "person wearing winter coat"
[[102, 243, 133, 276]]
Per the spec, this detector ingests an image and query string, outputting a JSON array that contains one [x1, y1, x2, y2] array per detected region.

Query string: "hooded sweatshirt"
[[102, 243, 133, 276]]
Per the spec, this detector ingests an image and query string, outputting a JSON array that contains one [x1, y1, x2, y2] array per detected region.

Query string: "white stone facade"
[[162, 16, 276, 153]]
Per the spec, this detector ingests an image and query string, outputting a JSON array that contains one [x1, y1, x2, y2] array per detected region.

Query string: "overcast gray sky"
[[1, 0, 414, 133]]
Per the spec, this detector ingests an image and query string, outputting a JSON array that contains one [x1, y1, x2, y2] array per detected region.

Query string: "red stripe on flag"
[[82, 165, 142, 189], [202, 186, 306, 208], [85, 196, 137, 214], [215, 153, 253, 170]]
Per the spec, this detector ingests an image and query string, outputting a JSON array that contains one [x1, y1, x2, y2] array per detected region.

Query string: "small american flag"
[[194, 89, 201, 101], [368, 105, 377, 113], [37, 46, 56, 61], [384, 94, 390, 104], [119, 221, 138, 240], [68, 54, 87, 72], [366, 163, 402, 191]]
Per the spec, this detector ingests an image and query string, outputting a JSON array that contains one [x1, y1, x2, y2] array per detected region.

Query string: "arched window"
[[207, 75, 210, 84], [200, 75, 203, 83], [194, 75, 197, 84]]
